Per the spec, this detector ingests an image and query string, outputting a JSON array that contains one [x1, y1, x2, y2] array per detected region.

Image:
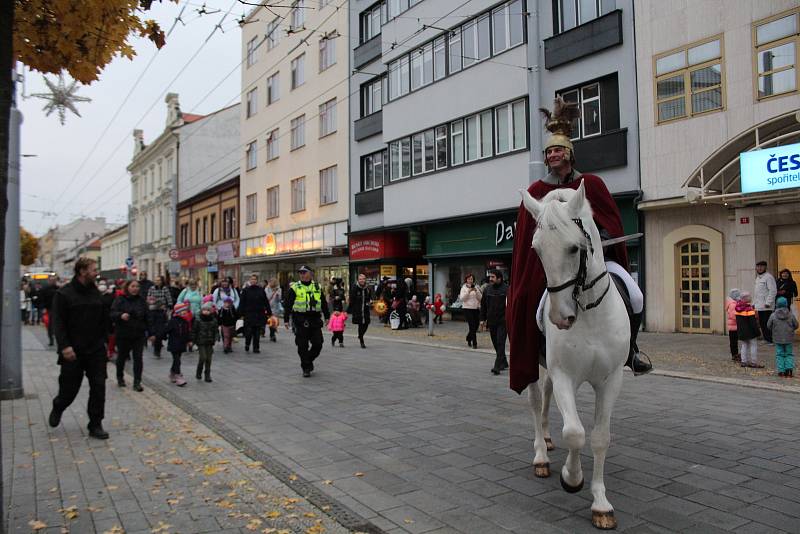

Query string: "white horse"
[[520, 182, 630, 530]]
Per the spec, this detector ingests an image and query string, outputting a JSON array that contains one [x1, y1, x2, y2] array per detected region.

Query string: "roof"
[[182, 113, 205, 123]]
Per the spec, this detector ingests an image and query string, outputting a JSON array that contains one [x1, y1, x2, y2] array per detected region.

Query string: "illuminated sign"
[[264, 234, 276, 255], [740, 142, 800, 194]]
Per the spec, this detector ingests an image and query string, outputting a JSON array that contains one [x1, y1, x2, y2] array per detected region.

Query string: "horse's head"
[[521, 182, 600, 330]]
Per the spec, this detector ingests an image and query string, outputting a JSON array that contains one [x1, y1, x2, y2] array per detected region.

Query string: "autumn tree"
[[20, 228, 38, 266]]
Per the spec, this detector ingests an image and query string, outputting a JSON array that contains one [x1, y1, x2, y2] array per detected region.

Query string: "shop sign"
[[264, 234, 276, 255], [217, 242, 235, 261], [207, 264, 219, 273], [350, 234, 384, 260], [205, 246, 219, 264], [741, 142, 800, 194], [495, 220, 517, 247], [408, 230, 422, 251], [380, 265, 397, 278]]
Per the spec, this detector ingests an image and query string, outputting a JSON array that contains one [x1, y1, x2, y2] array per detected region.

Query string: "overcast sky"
[[17, 0, 251, 236]]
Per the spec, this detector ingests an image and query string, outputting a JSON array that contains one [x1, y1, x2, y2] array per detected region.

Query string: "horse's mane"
[[535, 189, 595, 247]]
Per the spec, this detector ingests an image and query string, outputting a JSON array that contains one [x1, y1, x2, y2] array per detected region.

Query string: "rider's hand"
[[62, 346, 76, 362], [121, 313, 130, 321]]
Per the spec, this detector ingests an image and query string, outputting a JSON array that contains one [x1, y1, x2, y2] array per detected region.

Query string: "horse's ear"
[[566, 180, 586, 216], [520, 189, 542, 219]]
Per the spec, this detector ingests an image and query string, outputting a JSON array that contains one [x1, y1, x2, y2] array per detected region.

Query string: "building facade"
[[128, 93, 203, 279], [37, 217, 110, 275], [99, 224, 129, 281], [236, 1, 350, 288], [635, 0, 800, 334]]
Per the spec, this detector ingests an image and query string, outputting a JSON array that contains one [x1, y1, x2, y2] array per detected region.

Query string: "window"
[[246, 87, 258, 118], [210, 213, 216, 242], [556, 0, 616, 33], [559, 84, 601, 138], [291, 53, 305, 89], [222, 208, 236, 239], [411, 42, 434, 90], [319, 36, 336, 71], [387, 0, 409, 20], [194, 219, 200, 245], [267, 72, 280, 105], [291, 115, 306, 149], [202, 217, 208, 243], [267, 18, 281, 50], [493, 0, 524, 54], [180, 223, 189, 248], [319, 98, 337, 137], [246, 140, 258, 170], [389, 55, 410, 99], [291, 177, 306, 212], [267, 186, 279, 219], [389, 138, 411, 181], [361, 76, 383, 117], [246, 36, 258, 67], [449, 29, 462, 74], [754, 10, 799, 99], [655, 36, 724, 122], [435, 125, 448, 169], [246, 193, 257, 224], [462, 14, 490, 67], [266, 128, 280, 161], [433, 36, 447, 80], [450, 119, 464, 166], [319, 166, 337, 205], [465, 109, 493, 161], [360, 3, 382, 43], [291, 0, 305, 30], [411, 128, 436, 175], [362, 150, 387, 191]]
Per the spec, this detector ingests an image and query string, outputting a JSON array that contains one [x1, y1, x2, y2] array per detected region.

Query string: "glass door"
[[777, 243, 800, 333]]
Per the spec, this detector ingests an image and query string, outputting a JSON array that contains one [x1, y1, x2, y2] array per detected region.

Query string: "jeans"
[[116, 336, 144, 384], [739, 338, 759, 366], [489, 323, 508, 371], [52, 349, 107, 427], [776, 343, 794, 373]]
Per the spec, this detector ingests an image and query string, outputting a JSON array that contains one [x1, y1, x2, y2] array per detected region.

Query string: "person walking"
[[111, 280, 149, 391], [735, 291, 762, 369], [329, 277, 346, 312], [137, 270, 154, 297], [164, 302, 192, 386], [284, 265, 330, 377], [146, 294, 168, 359], [20, 282, 31, 324], [30, 282, 41, 325], [98, 281, 117, 360], [212, 277, 240, 310], [265, 278, 282, 342], [347, 273, 373, 348], [726, 288, 741, 362], [239, 274, 271, 353], [481, 269, 509, 375], [753, 260, 777, 344], [48, 258, 111, 439], [177, 279, 203, 317], [146, 275, 172, 358], [217, 297, 238, 353], [328, 310, 347, 347], [767, 297, 798, 377], [39, 276, 58, 346], [459, 274, 483, 349], [193, 302, 219, 382]]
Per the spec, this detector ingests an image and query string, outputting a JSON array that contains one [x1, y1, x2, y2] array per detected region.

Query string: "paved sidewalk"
[[42, 324, 800, 533], [3, 329, 352, 534]]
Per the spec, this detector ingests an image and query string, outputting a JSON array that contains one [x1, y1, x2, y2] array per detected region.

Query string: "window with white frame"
[[388, 55, 410, 99], [361, 150, 387, 191], [246, 140, 258, 170], [319, 99, 337, 137], [291, 115, 306, 149], [495, 99, 527, 153], [410, 42, 434, 91], [449, 28, 463, 74], [361, 76, 383, 117], [465, 109, 493, 161], [556, 0, 616, 33], [291, 177, 306, 212], [319, 36, 336, 71], [492, 0, 524, 55], [291, 0, 306, 30], [654, 36, 724, 122], [319, 166, 337, 205], [389, 138, 411, 181], [462, 14, 490, 68], [246, 87, 258, 118], [411, 128, 436, 175], [246, 36, 258, 67], [754, 10, 799, 99], [266, 128, 279, 160], [559, 84, 601, 137], [267, 186, 279, 219], [267, 18, 281, 50], [291, 53, 305, 89], [435, 125, 448, 169], [450, 119, 464, 166], [360, 3, 382, 43], [246, 193, 257, 224], [434, 36, 446, 81], [267, 72, 280, 105]]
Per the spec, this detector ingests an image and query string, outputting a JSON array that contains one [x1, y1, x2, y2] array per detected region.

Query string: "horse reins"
[[544, 218, 611, 312]]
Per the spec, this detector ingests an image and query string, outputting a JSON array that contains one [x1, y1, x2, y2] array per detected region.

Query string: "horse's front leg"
[[527, 381, 551, 477], [551, 373, 584, 492], [589, 369, 623, 530], [542, 371, 555, 451]]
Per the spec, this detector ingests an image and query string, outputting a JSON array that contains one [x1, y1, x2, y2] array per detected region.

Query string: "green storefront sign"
[[426, 212, 518, 258]]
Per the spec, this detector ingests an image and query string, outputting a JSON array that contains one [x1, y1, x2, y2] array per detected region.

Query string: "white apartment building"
[[37, 217, 110, 273], [236, 0, 350, 286], [99, 224, 129, 280], [128, 93, 204, 277], [635, 0, 800, 334]]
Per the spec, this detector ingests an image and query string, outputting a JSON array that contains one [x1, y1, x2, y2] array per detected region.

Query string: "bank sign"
[[740, 143, 800, 194]]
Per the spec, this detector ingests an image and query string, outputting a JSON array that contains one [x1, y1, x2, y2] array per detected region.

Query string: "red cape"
[[507, 174, 629, 394]]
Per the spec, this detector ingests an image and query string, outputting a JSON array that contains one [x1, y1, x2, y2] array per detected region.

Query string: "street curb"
[[141, 375, 387, 534], [344, 331, 496, 355]]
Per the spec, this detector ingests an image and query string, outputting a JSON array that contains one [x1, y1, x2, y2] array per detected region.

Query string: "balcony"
[[574, 129, 627, 172], [544, 10, 623, 69], [354, 35, 382, 69], [354, 111, 382, 141], [354, 188, 383, 215]]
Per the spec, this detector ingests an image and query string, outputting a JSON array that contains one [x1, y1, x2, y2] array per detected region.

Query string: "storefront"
[[348, 230, 427, 297], [177, 240, 240, 291]]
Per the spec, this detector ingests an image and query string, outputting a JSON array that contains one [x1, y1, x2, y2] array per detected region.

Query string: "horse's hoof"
[[591, 510, 617, 530], [560, 472, 584, 493], [533, 462, 550, 478], [545, 437, 555, 451]]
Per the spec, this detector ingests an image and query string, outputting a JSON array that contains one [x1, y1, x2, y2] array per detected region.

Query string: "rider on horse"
[[507, 97, 652, 394]]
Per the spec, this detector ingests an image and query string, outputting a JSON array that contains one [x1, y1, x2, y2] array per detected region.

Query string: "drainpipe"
[[527, 2, 546, 184]]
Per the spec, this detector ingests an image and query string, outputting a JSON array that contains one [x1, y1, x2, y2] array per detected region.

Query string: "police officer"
[[284, 265, 330, 377], [48, 257, 111, 439]]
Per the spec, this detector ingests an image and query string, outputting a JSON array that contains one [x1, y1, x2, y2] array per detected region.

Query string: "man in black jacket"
[[49, 258, 111, 439], [480, 269, 509, 376], [38, 277, 58, 346], [239, 273, 271, 353], [347, 273, 373, 349]]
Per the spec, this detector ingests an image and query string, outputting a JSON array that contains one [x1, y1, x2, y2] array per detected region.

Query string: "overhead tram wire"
[[53, 0, 238, 220]]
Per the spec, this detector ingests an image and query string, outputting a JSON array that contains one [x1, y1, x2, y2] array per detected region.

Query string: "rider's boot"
[[625, 312, 652, 375]]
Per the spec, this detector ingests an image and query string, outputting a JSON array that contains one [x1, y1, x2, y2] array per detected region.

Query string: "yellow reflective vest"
[[291, 281, 322, 313]]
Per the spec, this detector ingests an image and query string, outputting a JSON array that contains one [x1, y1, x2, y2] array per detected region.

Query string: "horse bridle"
[[544, 218, 610, 312]]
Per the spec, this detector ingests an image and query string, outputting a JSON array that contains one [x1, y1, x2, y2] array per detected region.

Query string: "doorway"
[[777, 243, 800, 333]]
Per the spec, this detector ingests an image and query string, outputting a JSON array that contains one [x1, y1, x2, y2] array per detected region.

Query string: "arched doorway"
[[677, 239, 712, 333]]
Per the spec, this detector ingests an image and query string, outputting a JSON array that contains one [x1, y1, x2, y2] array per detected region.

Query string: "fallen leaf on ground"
[[58, 505, 79, 520], [245, 518, 263, 531], [86, 507, 102, 513], [265, 510, 281, 519], [322, 480, 333, 485], [31, 451, 41, 458], [166, 498, 180, 506], [305, 526, 325, 534], [321, 506, 331, 512], [246, 461, 263, 468], [49, 487, 58, 493], [106, 485, 118, 491], [28, 519, 47, 530], [203, 465, 221, 476], [303, 512, 316, 518], [151, 522, 171, 533], [404, 518, 414, 524], [288, 474, 298, 481], [118, 468, 129, 473], [168, 458, 183, 465], [102, 526, 124, 534], [354, 472, 364, 477]]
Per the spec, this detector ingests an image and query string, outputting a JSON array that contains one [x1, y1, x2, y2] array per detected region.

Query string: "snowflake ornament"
[[30, 73, 91, 125]]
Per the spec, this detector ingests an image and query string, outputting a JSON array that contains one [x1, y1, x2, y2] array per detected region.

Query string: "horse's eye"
[[569, 245, 579, 254]]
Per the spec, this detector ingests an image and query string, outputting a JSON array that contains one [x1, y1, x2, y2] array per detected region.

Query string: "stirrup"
[[628, 350, 653, 376]]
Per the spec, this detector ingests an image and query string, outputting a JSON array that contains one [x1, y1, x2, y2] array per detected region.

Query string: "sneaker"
[[339, 342, 344, 348], [302, 371, 311, 378], [169, 372, 177, 383], [88, 425, 109, 440], [48, 408, 62, 428], [175, 375, 187, 387]]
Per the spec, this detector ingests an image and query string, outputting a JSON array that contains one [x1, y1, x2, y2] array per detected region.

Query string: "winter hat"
[[223, 296, 233, 303], [776, 296, 788, 308], [729, 288, 740, 300], [202, 294, 214, 304], [97, 283, 108, 293], [201, 301, 215, 311], [173, 302, 190, 315], [739, 291, 751, 302]]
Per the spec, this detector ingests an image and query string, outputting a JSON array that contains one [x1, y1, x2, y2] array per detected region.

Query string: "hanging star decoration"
[[30, 73, 91, 125]]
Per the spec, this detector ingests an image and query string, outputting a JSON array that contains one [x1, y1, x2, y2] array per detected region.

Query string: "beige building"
[[99, 225, 129, 280], [235, 0, 350, 286], [635, 0, 800, 333]]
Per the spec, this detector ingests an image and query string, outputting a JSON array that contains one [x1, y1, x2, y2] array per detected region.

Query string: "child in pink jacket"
[[726, 288, 740, 362], [328, 310, 348, 347]]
